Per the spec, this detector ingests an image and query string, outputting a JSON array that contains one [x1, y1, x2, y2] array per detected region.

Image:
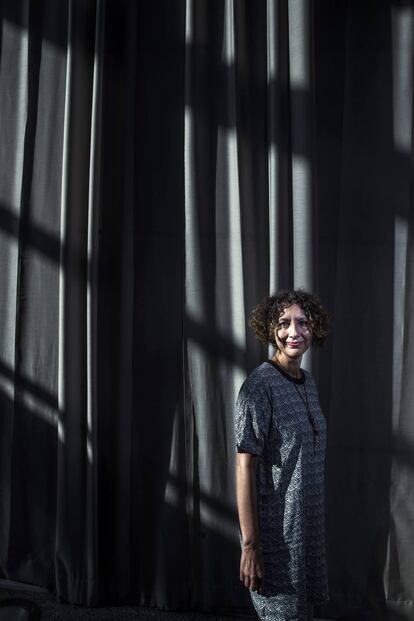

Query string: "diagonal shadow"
[[0, 205, 60, 264], [0, 358, 58, 411]]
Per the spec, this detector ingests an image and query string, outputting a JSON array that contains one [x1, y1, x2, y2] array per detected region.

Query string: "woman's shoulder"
[[246, 361, 277, 382], [302, 368, 316, 383], [302, 368, 319, 392]]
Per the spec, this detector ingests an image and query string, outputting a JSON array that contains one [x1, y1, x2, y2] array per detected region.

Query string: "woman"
[[235, 290, 329, 621]]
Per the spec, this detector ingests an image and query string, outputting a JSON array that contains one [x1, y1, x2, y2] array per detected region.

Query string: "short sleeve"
[[234, 377, 272, 456]]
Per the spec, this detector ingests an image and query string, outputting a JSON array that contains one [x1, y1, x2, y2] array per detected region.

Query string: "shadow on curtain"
[[0, 1, 413, 620]]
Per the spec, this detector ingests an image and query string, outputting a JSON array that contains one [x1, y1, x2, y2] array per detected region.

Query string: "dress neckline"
[[266, 359, 306, 384]]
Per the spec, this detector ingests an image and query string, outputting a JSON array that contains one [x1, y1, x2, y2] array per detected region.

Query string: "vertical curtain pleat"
[[288, 0, 314, 294], [56, 0, 98, 604], [108, 0, 134, 603], [267, 0, 284, 294], [85, 0, 105, 603]]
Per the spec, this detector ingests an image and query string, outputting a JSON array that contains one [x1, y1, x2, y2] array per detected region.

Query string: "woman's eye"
[[278, 322, 289, 329]]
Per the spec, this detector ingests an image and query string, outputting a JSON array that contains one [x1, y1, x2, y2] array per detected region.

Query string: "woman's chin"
[[285, 347, 306, 358]]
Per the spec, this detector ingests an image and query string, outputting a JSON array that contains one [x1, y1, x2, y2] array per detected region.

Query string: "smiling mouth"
[[287, 342, 304, 347]]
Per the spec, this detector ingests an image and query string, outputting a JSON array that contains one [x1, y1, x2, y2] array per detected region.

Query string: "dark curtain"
[[0, 1, 413, 620]]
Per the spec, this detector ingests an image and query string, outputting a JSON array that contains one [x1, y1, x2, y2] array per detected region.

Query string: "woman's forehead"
[[278, 304, 307, 319]]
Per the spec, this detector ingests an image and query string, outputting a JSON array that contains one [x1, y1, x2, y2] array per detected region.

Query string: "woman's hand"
[[240, 542, 264, 592]]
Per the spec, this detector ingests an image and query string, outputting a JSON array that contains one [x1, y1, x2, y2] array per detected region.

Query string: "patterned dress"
[[235, 361, 328, 621]]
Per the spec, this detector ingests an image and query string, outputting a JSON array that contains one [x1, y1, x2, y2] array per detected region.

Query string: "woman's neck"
[[273, 352, 302, 379]]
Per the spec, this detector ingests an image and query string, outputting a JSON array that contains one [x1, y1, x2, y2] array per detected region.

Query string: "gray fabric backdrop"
[[0, 1, 413, 620]]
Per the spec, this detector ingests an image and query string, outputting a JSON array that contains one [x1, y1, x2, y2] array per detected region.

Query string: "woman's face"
[[273, 304, 312, 359]]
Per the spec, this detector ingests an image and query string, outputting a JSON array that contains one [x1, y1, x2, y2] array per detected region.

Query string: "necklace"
[[293, 382, 318, 447], [270, 357, 318, 450]]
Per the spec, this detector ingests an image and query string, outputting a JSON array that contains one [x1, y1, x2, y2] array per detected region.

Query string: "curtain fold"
[[57, 0, 90, 604], [0, 1, 414, 619]]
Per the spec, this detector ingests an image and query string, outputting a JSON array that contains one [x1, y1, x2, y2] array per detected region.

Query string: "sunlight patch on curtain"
[[86, 0, 105, 466], [384, 213, 409, 599], [184, 0, 201, 325], [0, 229, 18, 394], [267, 0, 277, 82], [214, 118, 245, 374], [198, 497, 239, 543], [184, 104, 203, 324], [292, 155, 312, 290], [222, 0, 235, 67], [267, 0, 280, 295], [392, 216, 408, 428], [0, 19, 28, 210], [57, 0, 73, 447], [57, 414, 65, 443], [288, 0, 310, 90], [18, 390, 58, 428], [288, 0, 313, 292], [268, 141, 279, 295], [185, 0, 193, 46], [24, 36, 66, 239], [0, 19, 27, 390], [164, 412, 181, 508], [391, 6, 413, 154], [0, 365, 14, 404], [390, 2, 413, 447]]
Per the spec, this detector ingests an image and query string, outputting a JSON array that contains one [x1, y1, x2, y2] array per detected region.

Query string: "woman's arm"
[[236, 451, 264, 591]]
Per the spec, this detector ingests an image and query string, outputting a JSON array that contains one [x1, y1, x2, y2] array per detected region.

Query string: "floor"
[[0, 582, 333, 621], [0, 582, 244, 621]]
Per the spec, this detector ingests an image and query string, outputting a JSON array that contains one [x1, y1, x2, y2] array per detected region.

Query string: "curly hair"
[[248, 289, 329, 348]]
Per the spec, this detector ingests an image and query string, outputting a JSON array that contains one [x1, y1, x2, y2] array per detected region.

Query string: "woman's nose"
[[288, 322, 299, 336]]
